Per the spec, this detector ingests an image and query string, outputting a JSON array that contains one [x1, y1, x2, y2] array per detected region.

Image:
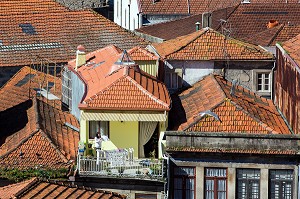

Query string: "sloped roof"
[[224, 3, 300, 44], [0, 67, 79, 169], [0, 0, 147, 67], [139, 0, 240, 15], [127, 46, 158, 61], [0, 98, 80, 169], [0, 178, 126, 199], [152, 28, 274, 60], [0, 66, 61, 111], [169, 75, 291, 134], [282, 33, 300, 66], [136, 6, 237, 40], [69, 45, 170, 111]]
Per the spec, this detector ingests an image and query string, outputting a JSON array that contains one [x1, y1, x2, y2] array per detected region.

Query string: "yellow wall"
[[110, 121, 139, 157], [80, 119, 88, 143], [137, 61, 158, 77]]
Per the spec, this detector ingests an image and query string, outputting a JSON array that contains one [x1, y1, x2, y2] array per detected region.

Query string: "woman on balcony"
[[95, 133, 102, 165]]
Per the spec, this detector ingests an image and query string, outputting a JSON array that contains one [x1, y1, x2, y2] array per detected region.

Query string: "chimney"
[[195, 22, 201, 31], [75, 45, 86, 71], [267, 20, 279, 29]]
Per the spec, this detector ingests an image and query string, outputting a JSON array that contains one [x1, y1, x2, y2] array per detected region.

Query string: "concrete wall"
[[110, 121, 139, 157]]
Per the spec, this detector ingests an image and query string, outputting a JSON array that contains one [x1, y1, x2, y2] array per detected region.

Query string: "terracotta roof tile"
[[224, 3, 300, 44], [282, 33, 300, 66], [139, 0, 240, 14], [169, 75, 291, 134], [127, 47, 158, 60], [153, 28, 274, 60], [0, 67, 79, 169], [136, 6, 238, 40], [0, 0, 147, 67], [69, 45, 170, 111], [0, 178, 126, 199]]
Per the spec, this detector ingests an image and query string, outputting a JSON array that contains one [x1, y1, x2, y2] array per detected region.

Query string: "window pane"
[[270, 170, 293, 199], [205, 168, 227, 199], [237, 169, 260, 199]]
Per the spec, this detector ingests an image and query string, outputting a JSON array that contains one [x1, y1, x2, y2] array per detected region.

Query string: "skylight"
[[19, 23, 37, 35], [15, 74, 36, 87]]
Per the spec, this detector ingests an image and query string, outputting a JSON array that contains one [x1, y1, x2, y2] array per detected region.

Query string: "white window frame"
[[252, 69, 272, 97]]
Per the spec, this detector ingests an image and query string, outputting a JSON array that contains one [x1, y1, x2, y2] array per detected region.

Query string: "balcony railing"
[[76, 149, 165, 181]]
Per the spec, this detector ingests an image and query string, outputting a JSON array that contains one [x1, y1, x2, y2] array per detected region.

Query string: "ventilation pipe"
[[195, 22, 201, 31], [75, 45, 86, 71]]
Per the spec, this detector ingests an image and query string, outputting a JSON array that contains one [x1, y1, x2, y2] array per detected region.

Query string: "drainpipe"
[[162, 154, 170, 199], [271, 60, 276, 100]]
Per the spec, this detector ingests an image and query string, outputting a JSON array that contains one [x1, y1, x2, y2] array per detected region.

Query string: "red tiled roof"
[[152, 28, 274, 60], [137, 6, 237, 40], [0, 178, 37, 199], [0, 0, 147, 67], [68, 45, 170, 111], [0, 178, 126, 199], [0, 66, 62, 111], [127, 47, 158, 61], [282, 33, 300, 66], [224, 3, 300, 44], [169, 75, 291, 134], [139, 0, 240, 14], [0, 67, 79, 169]]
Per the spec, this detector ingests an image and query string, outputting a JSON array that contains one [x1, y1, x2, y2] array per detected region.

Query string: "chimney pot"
[[267, 20, 279, 29], [75, 45, 86, 71]]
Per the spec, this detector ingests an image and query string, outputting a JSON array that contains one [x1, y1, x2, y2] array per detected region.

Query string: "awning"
[[81, 112, 167, 121]]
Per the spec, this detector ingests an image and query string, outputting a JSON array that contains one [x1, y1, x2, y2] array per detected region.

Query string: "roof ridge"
[[0, 66, 30, 91], [267, 24, 285, 46], [13, 177, 40, 198], [125, 75, 170, 109]]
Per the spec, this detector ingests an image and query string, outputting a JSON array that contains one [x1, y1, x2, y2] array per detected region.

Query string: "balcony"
[[76, 149, 165, 182]]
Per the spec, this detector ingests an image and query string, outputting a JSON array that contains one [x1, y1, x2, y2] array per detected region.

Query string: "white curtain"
[[138, 121, 158, 158]]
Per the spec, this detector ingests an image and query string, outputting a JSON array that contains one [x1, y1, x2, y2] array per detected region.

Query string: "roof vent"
[[241, 0, 250, 3], [195, 22, 201, 31], [267, 20, 279, 29]]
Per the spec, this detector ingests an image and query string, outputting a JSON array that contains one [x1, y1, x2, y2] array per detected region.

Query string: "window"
[[173, 167, 195, 199], [135, 193, 157, 199], [165, 69, 182, 90], [237, 169, 260, 199], [89, 121, 109, 139], [257, 72, 270, 92], [205, 168, 227, 199], [269, 170, 293, 199]]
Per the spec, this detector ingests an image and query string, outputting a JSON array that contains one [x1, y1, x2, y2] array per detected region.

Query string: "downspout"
[[162, 154, 170, 199], [271, 60, 276, 100]]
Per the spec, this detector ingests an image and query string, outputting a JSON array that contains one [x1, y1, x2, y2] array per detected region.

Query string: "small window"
[[89, 121, 109, 139], [19, 23, 36, 35], [269, 170, 293, 199], [237, 169, 260, 199], [205, 168, 227, 199], [257, 72, 270, 92], [173, 167, 195, 199], [165, 69, 182, 90]]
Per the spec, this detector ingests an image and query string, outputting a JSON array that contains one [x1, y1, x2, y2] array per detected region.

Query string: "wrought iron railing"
[[77, 152, 164, 181]]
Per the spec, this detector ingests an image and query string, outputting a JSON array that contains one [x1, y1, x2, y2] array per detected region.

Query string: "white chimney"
[[75, 45, 86, 71]]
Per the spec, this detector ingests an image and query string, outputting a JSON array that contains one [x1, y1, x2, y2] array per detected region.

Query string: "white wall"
[[114, 0, 141, 30], [168, 60, 214, 86]]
